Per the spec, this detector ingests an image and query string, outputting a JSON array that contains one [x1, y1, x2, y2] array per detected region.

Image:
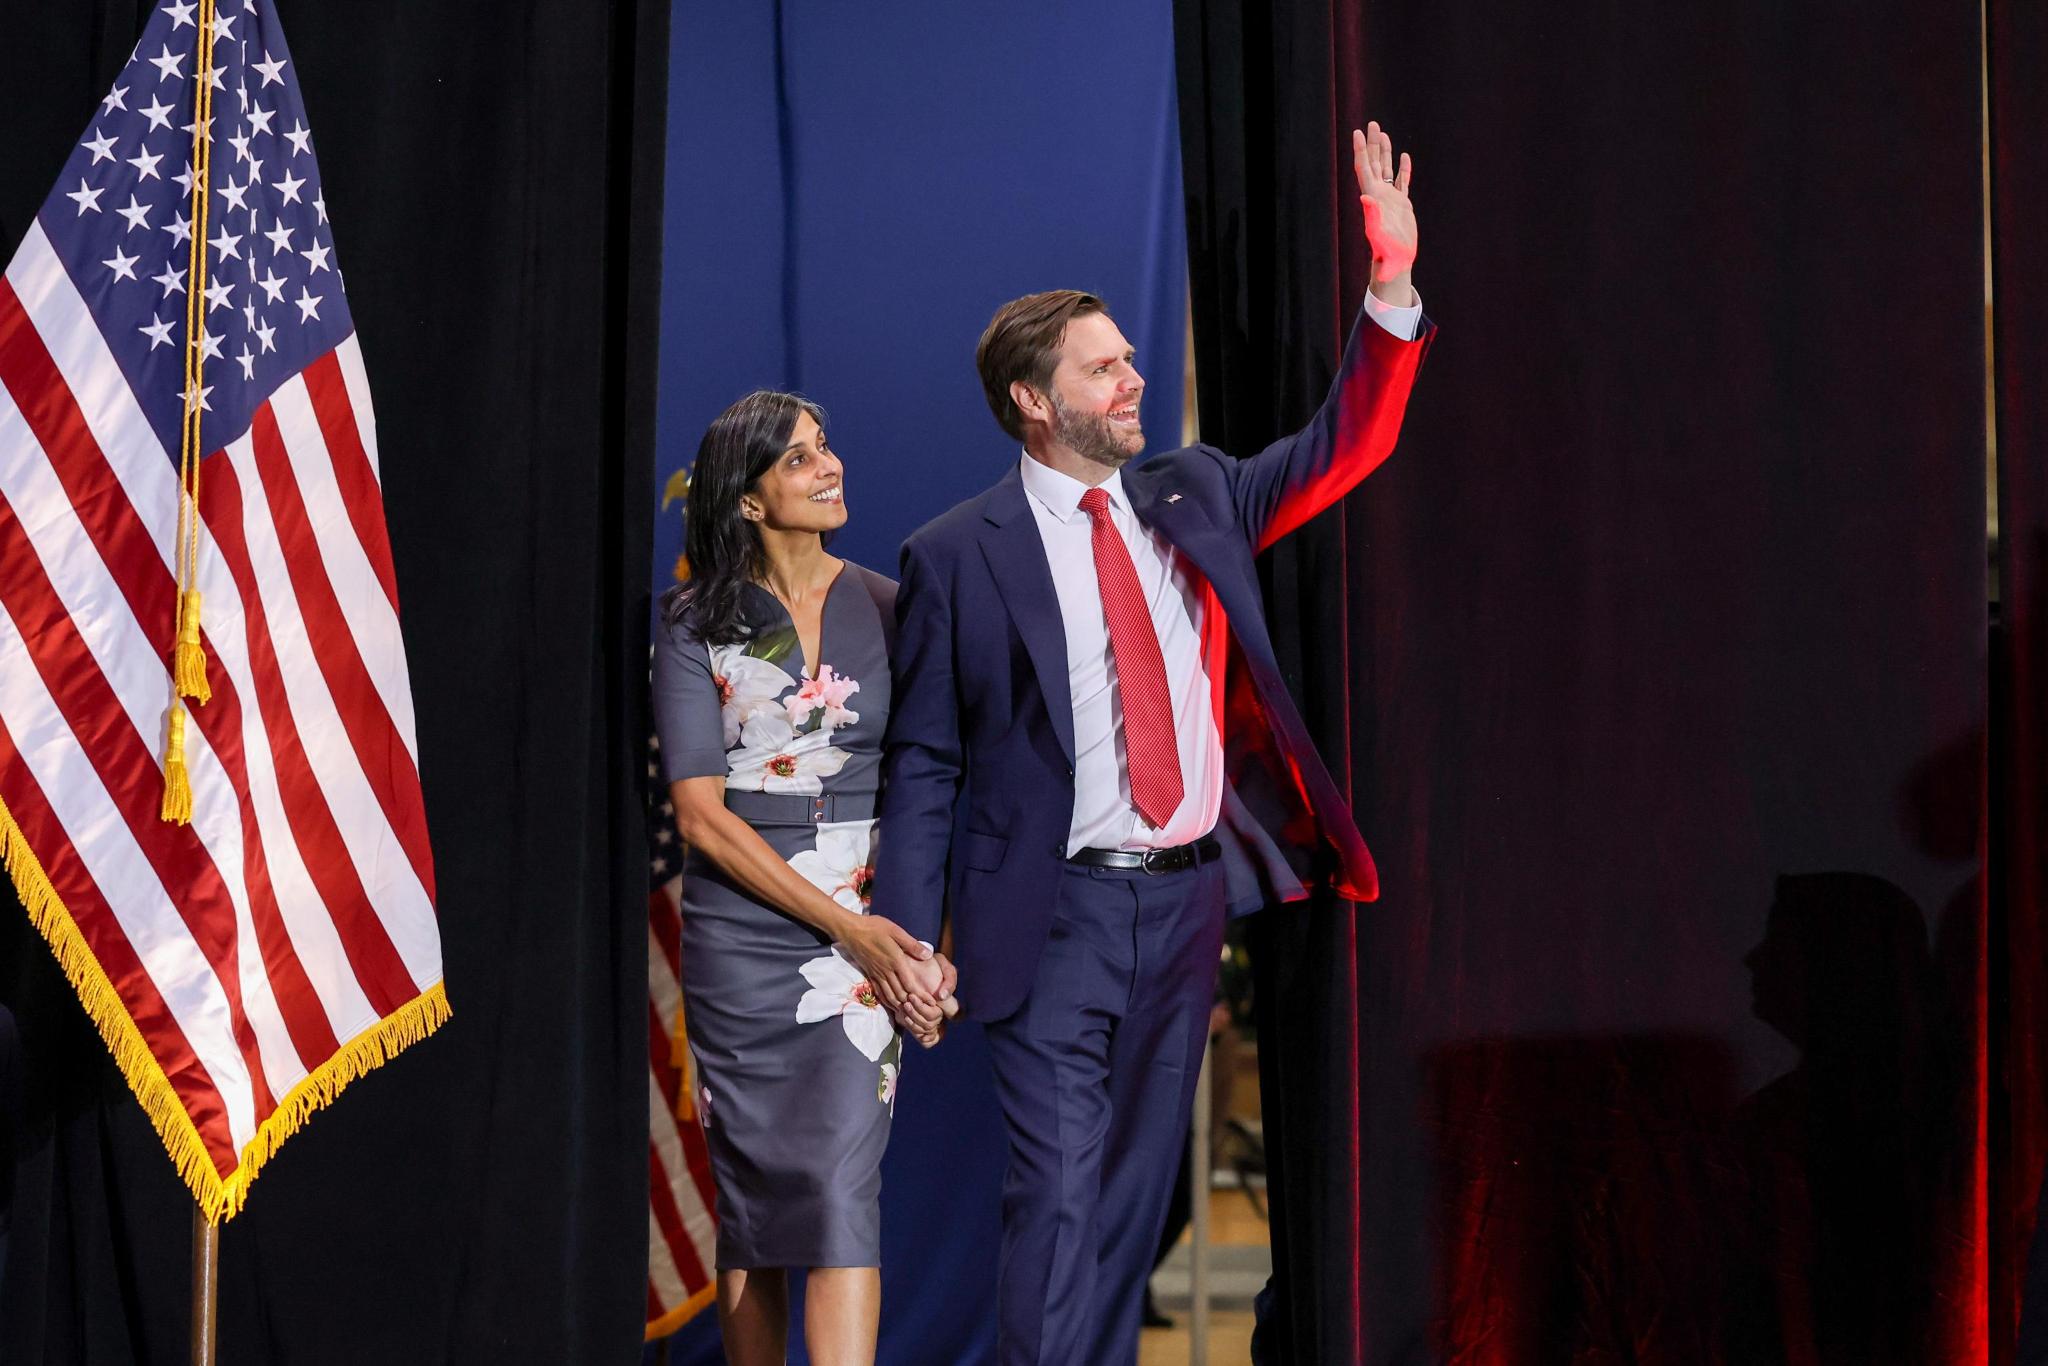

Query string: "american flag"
[[645, 727, 719, 1338], [0, 0, 444, 1221]]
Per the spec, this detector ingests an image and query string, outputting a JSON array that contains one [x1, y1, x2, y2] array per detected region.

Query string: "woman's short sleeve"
[[652, 618, 731, 783]]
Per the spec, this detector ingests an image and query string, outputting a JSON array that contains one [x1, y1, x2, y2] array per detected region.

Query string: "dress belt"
[[1066, 837, 1223, 874], [723, 789, 877, 825]]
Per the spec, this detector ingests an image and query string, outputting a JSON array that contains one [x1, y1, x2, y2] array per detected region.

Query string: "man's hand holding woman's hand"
[[899, 952, 959, 1049], [836, 912, 940, 1014], [834, 912, 959, 1045]]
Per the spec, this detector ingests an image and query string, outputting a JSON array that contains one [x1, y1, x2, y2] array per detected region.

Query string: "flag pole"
[[189, 1205, 219, 1366], [185, 5, 224, 1353]]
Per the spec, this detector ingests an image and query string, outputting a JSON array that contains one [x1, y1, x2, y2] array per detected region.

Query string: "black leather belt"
[[1066, 838, 1222, 874]]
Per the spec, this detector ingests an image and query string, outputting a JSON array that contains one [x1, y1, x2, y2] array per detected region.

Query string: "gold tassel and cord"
[[173, 589, 211, 702], [159, 704, 193, 823], [2, 792, 451, 1222], [158, 0, 220, 823]]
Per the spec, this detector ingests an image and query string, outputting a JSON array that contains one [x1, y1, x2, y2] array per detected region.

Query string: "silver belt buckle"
[[1140, 847, 1173, 875]]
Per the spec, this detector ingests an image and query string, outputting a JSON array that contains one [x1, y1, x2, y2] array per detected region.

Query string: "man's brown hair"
[[975, 290, 1108, 441]]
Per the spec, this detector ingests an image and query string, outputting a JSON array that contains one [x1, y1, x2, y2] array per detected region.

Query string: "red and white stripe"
[[0, 219, 441, 1180], [646, 872, 718, 1338]]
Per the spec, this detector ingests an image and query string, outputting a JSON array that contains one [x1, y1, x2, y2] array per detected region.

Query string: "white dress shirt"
[[1021, 457, 1225, 854], [1023, 290, 1423, 854]]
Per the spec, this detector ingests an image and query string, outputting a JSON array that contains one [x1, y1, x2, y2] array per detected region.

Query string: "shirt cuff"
[[1363, 286, 1424, 341]]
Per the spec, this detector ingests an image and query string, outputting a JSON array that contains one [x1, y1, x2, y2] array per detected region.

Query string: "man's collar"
[[1018, 449, 1128, 523]]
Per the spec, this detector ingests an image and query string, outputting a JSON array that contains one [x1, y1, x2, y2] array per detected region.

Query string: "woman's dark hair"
[[661, 389, 827, 645]]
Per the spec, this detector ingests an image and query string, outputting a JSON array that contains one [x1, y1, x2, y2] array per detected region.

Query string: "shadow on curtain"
[[1176, 0, 1992, 1361]]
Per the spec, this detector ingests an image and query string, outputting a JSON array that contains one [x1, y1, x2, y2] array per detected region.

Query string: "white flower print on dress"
[[726, 713, 850, 795], [784, 663, 860, 735], [878, 1061, 898, 1108], [708, 644, 798, 749], [788, 820, 879, 913], [794, 947, 896, 1061]]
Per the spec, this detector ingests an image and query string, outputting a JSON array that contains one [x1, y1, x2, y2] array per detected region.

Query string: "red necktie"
[[1079, 487, 1184, 828]]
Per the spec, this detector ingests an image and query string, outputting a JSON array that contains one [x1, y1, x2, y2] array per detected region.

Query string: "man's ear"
[[1011, 379, 1051, 428]]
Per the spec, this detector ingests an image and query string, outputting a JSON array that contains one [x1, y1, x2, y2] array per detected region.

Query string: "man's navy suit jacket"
[[874, 308, 1434, 1021]]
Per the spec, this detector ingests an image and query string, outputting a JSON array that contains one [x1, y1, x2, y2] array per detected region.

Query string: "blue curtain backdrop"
[[650, 4, 1186, 1361]]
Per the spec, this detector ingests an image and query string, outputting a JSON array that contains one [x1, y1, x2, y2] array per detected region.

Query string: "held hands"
[[1354, 122, 1417, 305], [834, 913, 959, 1043], [900, 953, 960, 1050], [836, 913, 941, 1017]]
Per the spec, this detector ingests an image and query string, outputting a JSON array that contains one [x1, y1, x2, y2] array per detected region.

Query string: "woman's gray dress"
[[651, 563, 900, 1270]]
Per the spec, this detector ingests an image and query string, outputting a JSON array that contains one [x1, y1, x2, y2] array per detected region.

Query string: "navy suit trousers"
[[982, 857, 1228, 1365]]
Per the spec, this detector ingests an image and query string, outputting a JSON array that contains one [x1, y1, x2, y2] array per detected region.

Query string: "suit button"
[[1052, 842, 1065, 856]]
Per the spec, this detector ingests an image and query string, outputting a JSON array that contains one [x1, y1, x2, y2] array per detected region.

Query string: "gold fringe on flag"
[[1, 792, 452, 1223], [644, 1285, 719, 1343], [670, 996, 696, 1122], [667, 840, 697, 1121]]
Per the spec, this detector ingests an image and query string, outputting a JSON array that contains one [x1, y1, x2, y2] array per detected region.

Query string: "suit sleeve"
[[1229, 304, 1435, 553], [872, 536, 961, 946]]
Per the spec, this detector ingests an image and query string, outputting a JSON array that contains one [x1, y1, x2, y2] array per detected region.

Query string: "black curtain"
[[0, 1, 667, 1360], [1992, 0, 2048, 1355], [1173, 6, 1375, 1361], [1178, 2, 1990, 1363]]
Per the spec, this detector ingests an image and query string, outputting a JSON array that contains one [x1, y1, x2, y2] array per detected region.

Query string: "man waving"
[[876, 123, 1429, 1364]]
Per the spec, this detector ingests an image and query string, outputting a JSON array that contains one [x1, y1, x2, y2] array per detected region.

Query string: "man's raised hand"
[[1354, 122, 1417, 302]]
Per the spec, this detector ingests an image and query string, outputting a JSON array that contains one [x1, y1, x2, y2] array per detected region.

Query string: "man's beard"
[[1050, 389, 1142, 470]]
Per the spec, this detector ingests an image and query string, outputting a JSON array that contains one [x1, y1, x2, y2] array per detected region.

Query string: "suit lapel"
[[978, 469, 1077, 764], [1127, 465, 1256, 635]]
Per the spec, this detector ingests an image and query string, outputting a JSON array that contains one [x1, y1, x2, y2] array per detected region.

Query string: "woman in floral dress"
[[652, 390, 951, 1366]]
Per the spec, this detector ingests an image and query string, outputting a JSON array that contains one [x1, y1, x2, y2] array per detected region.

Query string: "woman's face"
[[742, 410, 847, 534]]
